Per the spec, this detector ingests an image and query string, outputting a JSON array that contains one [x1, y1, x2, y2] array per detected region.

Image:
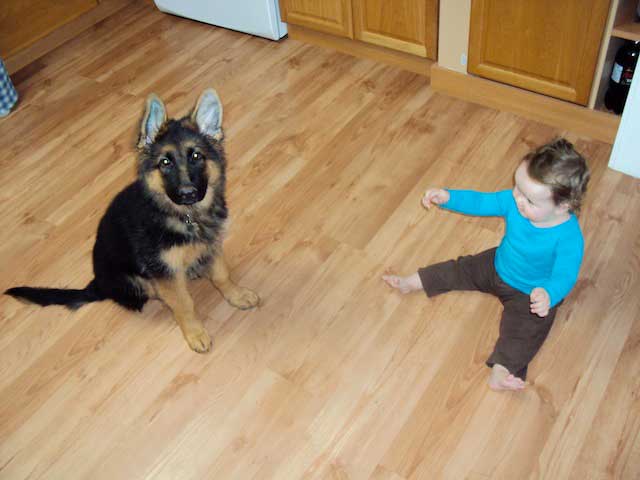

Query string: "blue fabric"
[[442, 189, 584, 307], [0, 59, 18, 117]]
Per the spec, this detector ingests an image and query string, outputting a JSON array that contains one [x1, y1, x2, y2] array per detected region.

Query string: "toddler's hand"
[[530, 287, 550, 317], [422, 188, 450, 209]]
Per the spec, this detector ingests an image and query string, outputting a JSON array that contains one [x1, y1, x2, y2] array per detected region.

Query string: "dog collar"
[[184, 213, 201, 234]]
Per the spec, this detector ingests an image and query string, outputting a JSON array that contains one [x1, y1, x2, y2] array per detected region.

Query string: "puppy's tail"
[[5, 279, 103, 310]]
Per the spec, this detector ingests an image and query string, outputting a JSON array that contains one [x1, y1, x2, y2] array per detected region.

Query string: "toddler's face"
[[513, 162, 568, 226]]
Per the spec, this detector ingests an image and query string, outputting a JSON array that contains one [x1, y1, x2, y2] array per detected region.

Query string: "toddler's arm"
[[424, 189, 511, 217], [541, 235, 584, 308]]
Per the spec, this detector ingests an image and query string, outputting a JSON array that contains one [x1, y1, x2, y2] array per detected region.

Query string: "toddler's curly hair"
[[524, 138, 590, 214]]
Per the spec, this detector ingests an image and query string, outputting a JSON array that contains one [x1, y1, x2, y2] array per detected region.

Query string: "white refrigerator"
[[609, 67, 640, 179], [153, 0, 287, 41]]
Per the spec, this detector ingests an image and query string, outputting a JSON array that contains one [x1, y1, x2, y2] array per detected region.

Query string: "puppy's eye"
[[159, 157, 173, 168], [191, 151, 203, 162]]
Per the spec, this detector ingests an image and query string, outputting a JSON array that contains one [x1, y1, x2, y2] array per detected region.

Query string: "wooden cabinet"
[[468, 0, 612, 105], [280, 0, 354, 38], [0, 0, 98, 59], [353, 0, 437, 58], [280, 0, 438, 60]]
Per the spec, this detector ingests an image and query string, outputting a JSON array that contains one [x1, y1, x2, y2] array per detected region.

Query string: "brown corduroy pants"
[[418, 248, 558, 380]]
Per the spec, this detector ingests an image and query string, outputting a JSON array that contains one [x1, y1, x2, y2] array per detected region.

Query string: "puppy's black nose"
[[178, 186, 198, 203], [179, 185, 197, 197]]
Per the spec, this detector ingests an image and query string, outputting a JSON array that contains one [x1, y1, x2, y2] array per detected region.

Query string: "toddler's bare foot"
[[382, 272, 423, 294], [488, 364, 526, 391]]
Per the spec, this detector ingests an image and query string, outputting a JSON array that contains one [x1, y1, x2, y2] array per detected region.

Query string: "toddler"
[[383, 138, 590, 391]]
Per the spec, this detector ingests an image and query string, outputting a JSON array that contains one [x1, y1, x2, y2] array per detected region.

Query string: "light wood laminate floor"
[[0, 2, 638, 479]]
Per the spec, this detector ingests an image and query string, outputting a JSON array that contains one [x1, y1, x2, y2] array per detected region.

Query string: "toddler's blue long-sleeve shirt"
[[442, 189, 583, 307]]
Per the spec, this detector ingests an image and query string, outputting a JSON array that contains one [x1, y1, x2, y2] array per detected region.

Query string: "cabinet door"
[[0, 0, 98, 59], [279, 0, 353, 38], [468, 0, 611, 105], [352, 0, 438, 59]]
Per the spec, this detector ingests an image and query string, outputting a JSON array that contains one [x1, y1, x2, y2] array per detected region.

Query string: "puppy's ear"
[[138, 94, 167, 149], [191, 89, 223, 141]]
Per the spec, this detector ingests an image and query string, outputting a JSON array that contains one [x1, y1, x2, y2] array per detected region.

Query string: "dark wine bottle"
[[604, 41, 640, 114]]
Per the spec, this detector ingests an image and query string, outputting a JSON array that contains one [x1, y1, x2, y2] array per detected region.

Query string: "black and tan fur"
[[5, 89, 260, 353]]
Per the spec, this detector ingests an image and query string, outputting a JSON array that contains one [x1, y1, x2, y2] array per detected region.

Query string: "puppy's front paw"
[[226, 287, 260, 310], [185, 329, 212, 353]]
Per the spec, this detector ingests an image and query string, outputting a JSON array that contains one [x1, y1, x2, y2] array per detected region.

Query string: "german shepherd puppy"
[[5, 89, 260, 353]]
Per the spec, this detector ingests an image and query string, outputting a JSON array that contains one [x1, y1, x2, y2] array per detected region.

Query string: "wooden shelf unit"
[[590, 0, 640, 111]]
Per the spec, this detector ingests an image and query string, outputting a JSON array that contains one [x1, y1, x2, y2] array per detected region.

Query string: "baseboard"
[[287, 25, 433, 78], [431, 65, 620, 144], [5, 0, 131, 75]]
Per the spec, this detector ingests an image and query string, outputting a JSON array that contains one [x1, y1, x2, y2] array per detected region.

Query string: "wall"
[[437, 0, 471, 74]]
